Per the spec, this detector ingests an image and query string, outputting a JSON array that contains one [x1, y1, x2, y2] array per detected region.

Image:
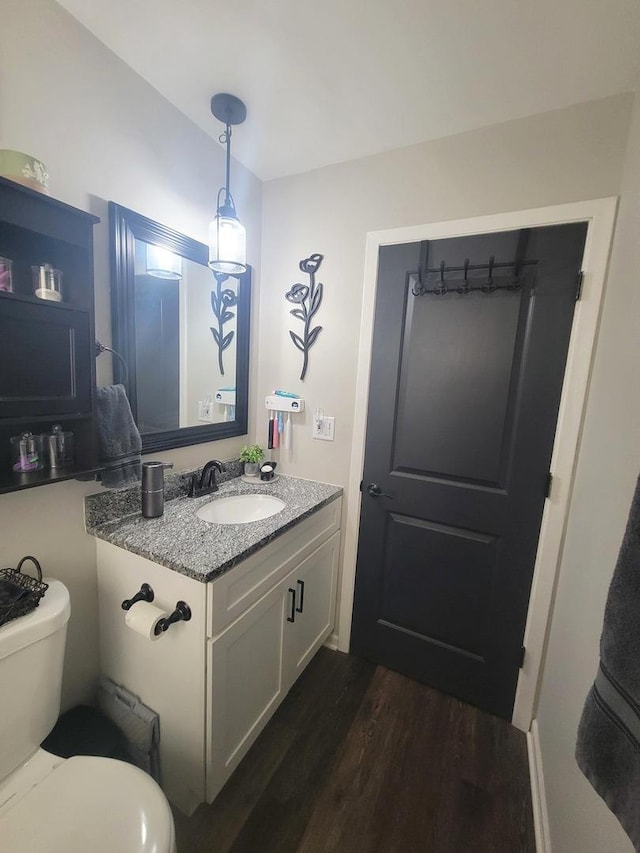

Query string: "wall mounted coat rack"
[[410, 256, 538, 297], [407, 249, 538, 296]]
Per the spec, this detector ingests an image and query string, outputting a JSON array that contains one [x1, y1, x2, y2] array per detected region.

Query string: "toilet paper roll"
[[124, 601, 169, 641]]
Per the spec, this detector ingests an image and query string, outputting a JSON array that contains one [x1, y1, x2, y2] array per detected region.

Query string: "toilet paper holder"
[[121, 584, 191, 635], [154, 601, 191, 635], [121, 583, 154, 611]]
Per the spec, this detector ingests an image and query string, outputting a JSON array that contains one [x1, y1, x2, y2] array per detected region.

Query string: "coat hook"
[[411, 272, 425, 297], [482, 255, 496, 293], [458, 258, 472, 295], [508, 257, 522, 290], [434, 260, 447, 296], [412, 239, 429, 296]]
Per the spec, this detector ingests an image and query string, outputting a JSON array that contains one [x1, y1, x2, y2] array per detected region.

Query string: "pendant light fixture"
[[208, 93, 247, 276]]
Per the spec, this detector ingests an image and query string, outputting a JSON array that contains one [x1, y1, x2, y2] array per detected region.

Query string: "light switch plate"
[[312, 416, 335, 441]]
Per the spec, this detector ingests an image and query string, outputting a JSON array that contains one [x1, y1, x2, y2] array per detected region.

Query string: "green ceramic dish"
[[0, 150, 49, 194]]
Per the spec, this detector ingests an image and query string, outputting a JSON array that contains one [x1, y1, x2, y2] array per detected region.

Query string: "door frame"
[[339, 198, 618, 731]]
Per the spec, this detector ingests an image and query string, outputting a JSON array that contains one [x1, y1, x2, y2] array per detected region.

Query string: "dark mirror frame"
[[108, 202, 251, 453]]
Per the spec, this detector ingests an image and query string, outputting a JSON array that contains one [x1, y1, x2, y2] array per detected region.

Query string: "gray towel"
[[96, 384, 141, 488], [576, 472, 640, 849], [97, 677, 161, 782]]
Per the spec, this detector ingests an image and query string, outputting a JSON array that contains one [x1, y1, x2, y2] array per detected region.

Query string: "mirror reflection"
[[133, 240, 238, 433], [109, 203, 250, 454]]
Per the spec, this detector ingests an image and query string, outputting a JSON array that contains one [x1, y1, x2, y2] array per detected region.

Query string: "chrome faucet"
[[189, 460, 225, 497]]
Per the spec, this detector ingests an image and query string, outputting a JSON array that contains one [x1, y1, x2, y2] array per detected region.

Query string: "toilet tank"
[[0, 579, 70, 782]]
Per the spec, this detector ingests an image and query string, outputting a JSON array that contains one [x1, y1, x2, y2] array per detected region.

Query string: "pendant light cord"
[[218, 123, 234, 213]]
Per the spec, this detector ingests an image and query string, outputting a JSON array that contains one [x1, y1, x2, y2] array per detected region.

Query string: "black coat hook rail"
[[410, 257, 538, 297]]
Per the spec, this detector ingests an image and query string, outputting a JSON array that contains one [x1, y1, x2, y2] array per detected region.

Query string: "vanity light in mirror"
[[146, 244, 182, 280], [208, 93, 247, 276]]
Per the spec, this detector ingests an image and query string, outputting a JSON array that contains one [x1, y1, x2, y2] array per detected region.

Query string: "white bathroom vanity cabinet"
[[95, 496, 341, 815]]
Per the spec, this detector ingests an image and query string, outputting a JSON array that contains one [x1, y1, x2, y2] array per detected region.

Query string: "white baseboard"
[[528, 719, 552, 853], [323, 631, 339, 651]]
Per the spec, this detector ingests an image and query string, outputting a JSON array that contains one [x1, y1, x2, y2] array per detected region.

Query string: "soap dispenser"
[[141, 461, 173, 518]]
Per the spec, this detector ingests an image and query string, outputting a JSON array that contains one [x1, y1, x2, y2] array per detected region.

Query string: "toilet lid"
[[0, 755, 175, 853]]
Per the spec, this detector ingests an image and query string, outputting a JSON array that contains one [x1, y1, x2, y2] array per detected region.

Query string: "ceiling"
[[56, 0, 640, 181]]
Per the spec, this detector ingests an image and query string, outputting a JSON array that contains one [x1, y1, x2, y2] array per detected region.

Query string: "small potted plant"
[[239, 444, 264, 478]]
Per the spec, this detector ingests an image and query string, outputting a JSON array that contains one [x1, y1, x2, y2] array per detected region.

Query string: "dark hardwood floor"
[[173, 648, 535, 853]]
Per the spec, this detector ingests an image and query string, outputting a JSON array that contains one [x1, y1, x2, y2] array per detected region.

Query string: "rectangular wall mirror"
[[109, 203, 251, 453]]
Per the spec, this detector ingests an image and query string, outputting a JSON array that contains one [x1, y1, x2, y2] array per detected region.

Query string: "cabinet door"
[[207, 498, 342, 638], [0, 297, 92, 417], [282, 532, 340, 687], [206, 582, 285, 802]]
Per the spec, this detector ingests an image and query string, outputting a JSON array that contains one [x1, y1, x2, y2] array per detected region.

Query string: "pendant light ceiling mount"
[[208, 93, 247, 277], [210, 93, 247, 128]]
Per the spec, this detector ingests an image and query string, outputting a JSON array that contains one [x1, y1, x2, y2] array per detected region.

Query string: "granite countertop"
[[87, 475, 342, 583]]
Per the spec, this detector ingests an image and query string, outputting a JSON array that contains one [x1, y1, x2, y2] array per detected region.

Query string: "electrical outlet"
[[312, 416, 335, 441], [198, 399, 212, 421]]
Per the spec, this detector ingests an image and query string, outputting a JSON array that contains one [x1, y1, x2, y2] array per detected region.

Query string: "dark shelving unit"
[[0, 176, 100, 493]]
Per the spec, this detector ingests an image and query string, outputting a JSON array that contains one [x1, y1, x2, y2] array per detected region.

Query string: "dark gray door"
[[350, 223, 587, 719]]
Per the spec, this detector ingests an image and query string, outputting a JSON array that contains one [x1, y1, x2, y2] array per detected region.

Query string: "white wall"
[[0, 0, 262, 708], [535, 78, 640, 852], [258, 93, 633, 650]]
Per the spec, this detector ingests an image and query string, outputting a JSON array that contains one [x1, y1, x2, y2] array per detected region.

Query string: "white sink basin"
[[197, 494, 286, 525]]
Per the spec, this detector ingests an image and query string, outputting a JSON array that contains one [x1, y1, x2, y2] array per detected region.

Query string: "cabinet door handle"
[[287, 588, 296, 623], [296, 579, 305, 613]]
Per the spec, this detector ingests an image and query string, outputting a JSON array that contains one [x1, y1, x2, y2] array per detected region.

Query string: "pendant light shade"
[[146, 243, 182, 279], [208, 93, 247, 276], [208, 204, 246, 275]]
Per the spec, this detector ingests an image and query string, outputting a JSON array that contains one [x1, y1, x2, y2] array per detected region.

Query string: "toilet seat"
[[0, 754, 176, 853]]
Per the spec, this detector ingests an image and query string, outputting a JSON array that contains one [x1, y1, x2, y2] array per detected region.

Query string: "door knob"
[[367, 483, 393, 499]]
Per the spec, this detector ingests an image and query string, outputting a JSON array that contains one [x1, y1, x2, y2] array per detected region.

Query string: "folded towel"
[[97, 677, 161, 782], [576, 472, 640, 849], [96, 384, 141, 489]]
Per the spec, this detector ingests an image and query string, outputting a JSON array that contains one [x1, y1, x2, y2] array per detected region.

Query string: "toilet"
[[0, 578, 176, 852]]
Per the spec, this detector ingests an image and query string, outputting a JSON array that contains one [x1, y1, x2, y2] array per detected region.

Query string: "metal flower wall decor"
[[285, 253, 325, 381], [210, 272, 238, 375]]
